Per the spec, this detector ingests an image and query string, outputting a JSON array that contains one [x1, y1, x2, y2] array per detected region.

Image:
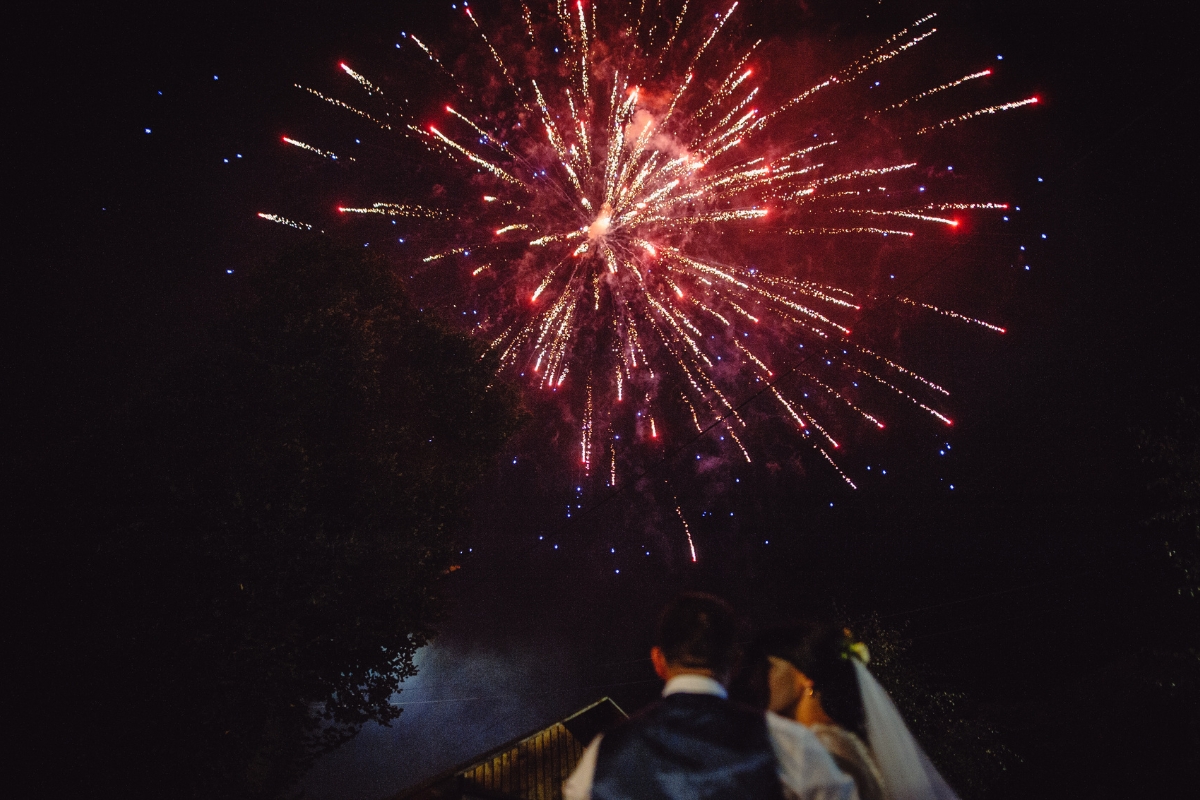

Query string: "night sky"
[[14, 1, 1198, 798]]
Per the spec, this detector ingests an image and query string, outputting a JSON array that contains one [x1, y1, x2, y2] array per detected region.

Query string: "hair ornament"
[[841, 628, 871, 664]]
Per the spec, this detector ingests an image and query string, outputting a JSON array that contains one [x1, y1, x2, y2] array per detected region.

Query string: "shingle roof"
[[395, 697, 627, 800]]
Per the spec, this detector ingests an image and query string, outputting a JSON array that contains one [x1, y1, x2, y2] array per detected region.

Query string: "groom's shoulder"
[[606, 694, 768, 739], [656, 691, 766, 722]]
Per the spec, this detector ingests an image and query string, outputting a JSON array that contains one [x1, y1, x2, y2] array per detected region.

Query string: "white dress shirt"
[[563, 675, 859, 800]]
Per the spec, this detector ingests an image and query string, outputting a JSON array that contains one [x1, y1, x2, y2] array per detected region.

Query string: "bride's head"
[[731, 623, 867, 739]]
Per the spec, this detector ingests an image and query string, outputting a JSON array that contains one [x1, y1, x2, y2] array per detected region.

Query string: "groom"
[[564, 592, 858, 800]]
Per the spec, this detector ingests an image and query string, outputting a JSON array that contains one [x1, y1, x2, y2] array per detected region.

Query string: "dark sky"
[[14, 1, 1198, 798]]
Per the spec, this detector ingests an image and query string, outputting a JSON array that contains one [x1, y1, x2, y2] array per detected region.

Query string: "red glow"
[[295, 19, 1006, 473], [1031, 97, 1039, 103]]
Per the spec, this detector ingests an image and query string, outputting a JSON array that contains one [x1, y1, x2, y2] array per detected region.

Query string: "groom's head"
[[651, 592, 739, 685]]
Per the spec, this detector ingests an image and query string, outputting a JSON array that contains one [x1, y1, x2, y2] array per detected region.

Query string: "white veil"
[[853, 659, 960, 800]]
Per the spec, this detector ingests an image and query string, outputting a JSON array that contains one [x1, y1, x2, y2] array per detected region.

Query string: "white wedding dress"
[[810, 723, 884, 800]]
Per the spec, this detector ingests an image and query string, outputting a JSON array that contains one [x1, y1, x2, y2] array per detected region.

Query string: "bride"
[[731, 623, 959, 800]]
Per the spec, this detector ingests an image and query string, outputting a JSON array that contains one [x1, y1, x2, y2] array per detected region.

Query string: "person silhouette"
[[564, 592, 858, 800], [732, 623, 961, 800]]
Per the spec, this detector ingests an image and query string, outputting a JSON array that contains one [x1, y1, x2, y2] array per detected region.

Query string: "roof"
[[394, 697, 627, 800]]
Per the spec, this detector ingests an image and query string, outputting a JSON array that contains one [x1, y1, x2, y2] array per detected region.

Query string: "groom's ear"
[[651, 646, 671, 680]]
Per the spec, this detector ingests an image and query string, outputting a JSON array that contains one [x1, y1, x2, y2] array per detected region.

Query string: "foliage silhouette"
[[53, 241, 520, 797]]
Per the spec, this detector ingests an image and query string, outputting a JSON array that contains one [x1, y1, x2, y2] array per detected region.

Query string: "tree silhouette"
[[45, 242, 520, 797]]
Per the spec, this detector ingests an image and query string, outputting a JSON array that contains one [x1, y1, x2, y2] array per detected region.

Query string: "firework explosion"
[[264, 1, 1034, 491]]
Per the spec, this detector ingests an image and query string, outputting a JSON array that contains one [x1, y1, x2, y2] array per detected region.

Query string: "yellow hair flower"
[[847, 642, 871, 665]]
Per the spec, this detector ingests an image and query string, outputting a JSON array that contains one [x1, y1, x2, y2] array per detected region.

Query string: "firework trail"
[[674, 502, 698, 562], [262, 1, 1032, 489]]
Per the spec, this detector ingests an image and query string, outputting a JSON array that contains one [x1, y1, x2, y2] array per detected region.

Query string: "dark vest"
[[592, 692, 785, 800]]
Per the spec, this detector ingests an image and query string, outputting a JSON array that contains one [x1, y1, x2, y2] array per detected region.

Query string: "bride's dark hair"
[[731, 622, 867, 740]]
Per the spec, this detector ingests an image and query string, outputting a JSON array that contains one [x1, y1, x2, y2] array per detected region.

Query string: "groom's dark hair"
[[656, 592, 739, 675]]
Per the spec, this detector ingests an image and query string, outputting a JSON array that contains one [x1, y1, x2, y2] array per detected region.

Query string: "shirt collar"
[[662, 674, 728, 699]]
